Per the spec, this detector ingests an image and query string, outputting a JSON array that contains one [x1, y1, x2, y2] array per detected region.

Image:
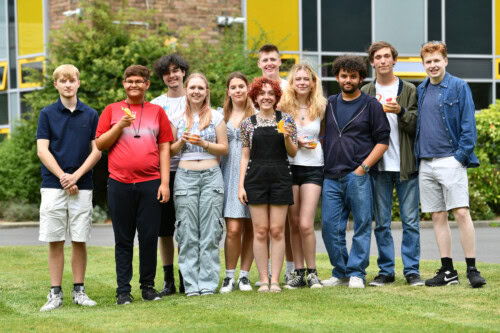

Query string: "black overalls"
[[244, 111, 294, 205]]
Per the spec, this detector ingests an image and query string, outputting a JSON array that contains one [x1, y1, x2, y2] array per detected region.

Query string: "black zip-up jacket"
[[323, 92, 390, 179]]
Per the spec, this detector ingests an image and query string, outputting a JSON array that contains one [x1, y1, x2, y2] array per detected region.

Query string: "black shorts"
[[244, 162, 293, 205], [159, 171, 176, 237], [291, 165, 324, 186]]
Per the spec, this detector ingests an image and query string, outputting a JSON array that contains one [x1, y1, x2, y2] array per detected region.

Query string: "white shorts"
[[419, 156, 469, 213], [39, 188, 93, 242]]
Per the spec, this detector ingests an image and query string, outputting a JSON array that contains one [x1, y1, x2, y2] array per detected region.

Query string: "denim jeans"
[[372, 171, 420, 277], [174, 167, 225, 294], [321, 172, 373, 280]]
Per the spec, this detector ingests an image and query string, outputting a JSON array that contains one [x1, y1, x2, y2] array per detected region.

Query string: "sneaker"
[[116, 293, 133, 305], [179, 271, 185, 294], [186, 291, 200, 297], [306, 272, 323, 289], [348, 276, 365, 289], [219, 277, 235, 294], [201, 289, 214, 296], [72, 287, 97, 307], [40, 289, 63, 312], [368, 274, 395, 287], [141, 287, 162, 301], [425, 267, 459, 287], [284, 272, 292, 285], [322, 276, 349, 287], [406, 274, 425, 286], [237, 277, 253, 291], [466, 267, 486, 288], [284, 271, 306, 289], [160, 279, 176, 296]]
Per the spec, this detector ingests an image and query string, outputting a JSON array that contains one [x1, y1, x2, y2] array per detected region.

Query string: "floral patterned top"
[[240, 111, 297, 149]]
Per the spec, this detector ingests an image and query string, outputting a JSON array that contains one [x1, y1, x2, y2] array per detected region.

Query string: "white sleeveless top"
[[288, 116, 324, 166]]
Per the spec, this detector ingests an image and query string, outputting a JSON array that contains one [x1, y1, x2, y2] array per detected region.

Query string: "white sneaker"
[[348, 276, 365, 289], [237, 277, 253, 291], [40, 289, 63, 312], [72, 288, 97, 307], [322, 276, 349, 287], [219, 277, 234, 293]]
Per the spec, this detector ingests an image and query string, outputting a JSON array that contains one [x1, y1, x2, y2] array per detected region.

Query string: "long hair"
[[184, 73, 212, 130], [223, 72, 255, 126], [279, 63, 326, 120]]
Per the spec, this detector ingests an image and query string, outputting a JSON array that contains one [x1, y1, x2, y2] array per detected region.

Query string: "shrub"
[[0, 201, 39, 222]]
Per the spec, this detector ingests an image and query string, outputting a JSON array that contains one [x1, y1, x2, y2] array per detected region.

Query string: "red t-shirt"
[[96, 100, 173, 183]]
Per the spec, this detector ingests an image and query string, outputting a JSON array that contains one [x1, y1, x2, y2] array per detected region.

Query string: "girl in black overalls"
[[238, 77, 298, 293]]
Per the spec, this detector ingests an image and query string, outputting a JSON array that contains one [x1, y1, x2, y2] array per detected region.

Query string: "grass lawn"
[[0, 246, 499, 332]]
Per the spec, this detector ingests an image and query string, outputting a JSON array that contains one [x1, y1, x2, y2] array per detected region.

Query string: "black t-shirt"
[[335, 93, 366, 129]]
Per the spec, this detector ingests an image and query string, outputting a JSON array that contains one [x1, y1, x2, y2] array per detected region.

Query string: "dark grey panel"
[[302, 0, 317, 51], [446, 58, 492, 79], [428, 0, 441, 42], [468, 83, 491, 110]]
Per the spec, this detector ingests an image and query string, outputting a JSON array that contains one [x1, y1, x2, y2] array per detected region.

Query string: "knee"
[[254, 227, 269, 241], [299, 222, 314, 237], [226, 227, 241, 241], [453, 207, 471, 222], [270, 226, 284, 240]]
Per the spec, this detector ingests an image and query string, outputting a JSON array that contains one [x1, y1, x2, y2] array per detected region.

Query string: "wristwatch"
[[361, 163, 370, 173]]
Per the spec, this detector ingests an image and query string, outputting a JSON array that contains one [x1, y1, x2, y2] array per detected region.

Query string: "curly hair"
[[248, 77, 282, 110], [332, 55, 368, 79], [153, 53, 190, 79], [279, 63, 326, 121], [223, 72, 255, 126], [185, 73, 212, 130]]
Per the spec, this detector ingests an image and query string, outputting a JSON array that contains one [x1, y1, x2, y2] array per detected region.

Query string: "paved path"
[[1, 225, 499, 263]]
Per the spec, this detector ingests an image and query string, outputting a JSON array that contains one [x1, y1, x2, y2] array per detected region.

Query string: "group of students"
[[36, 41, 486, 312]]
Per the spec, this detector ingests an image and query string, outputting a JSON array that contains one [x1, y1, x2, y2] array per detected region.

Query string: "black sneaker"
[[405, 274, 424, 286], [141, 287, 162, 301], [368, 275, 395, 287], [425, 267, 459, 287], [116, 293, 133, 305], [160, 279, 176, 296], [284, 270, 306, 289], [179, 271, 185, 294], [466, 267, 486, 288]]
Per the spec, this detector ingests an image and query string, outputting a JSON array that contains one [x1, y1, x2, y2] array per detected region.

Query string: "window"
[[0, 93, 8, 125], [280, 54, 299, 79], [393, 57, 427, 79], [374, 0, 425, 55], [468, 83, 491, 110], [18, 56, 44, 88], [302, 0, 317, 51], [0, 61, 7, 90], [446, 58, 492, 79], [0, 0, 7, 59], [427, 0, 442, 42]]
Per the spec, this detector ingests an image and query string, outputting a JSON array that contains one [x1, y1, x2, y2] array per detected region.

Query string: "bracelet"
[[206, 142, 210, 150]]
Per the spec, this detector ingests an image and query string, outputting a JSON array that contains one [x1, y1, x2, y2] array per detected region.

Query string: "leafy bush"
[[92, 204, 108, 224], [0, 201, 39, 222]]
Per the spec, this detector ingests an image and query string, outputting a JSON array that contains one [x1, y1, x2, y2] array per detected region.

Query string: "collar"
[[422, 72, 450, 89], [56, 97, 84, 113]]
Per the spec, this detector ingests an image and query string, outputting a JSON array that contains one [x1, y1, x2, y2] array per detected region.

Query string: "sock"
[[51, 286, 62, 294], [441, 257, 454, 270], [73, 283, 84, 290], [465, 258, 476, 268], [296, 268, 306, 276], [163, 264, 174, 281], [307, 268, 317, 275], [225, 269, 235, 279], [285, 261, 295, 275], [239, 270, 249, 279]]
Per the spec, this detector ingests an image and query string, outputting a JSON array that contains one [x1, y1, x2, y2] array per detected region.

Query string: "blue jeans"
[[372, 171, 420, 277], [321, 172, 373, 280]]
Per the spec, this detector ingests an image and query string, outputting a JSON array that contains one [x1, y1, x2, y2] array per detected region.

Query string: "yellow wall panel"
[[247, 0, 299, 52], [17, 0, 44, 56], [496, 0, 500, 55]]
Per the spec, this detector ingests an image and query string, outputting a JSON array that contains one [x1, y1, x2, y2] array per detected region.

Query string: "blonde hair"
[[279, 63, 326, 120], [185, 73, 212, 131], [53, 64, 80, 81], [223, 72, 255, 126]]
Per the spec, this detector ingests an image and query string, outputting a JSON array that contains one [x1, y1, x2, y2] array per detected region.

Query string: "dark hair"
[[248, 77, 282, 110], [223, 72, 255, 125], [332, 55, 368, 79], [258, 44, 280, 55], [368, 41, 398, 62], [153, 53, 190, 79], [123, 65, 151, 80]]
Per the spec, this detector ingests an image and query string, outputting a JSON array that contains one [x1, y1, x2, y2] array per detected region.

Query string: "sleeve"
[[454, 82, 477, 166], [398, 83, 418, 136], [240, 118, 252, 148], [158, 107, 174, 144], [284, 113, 298, 145], [212, 109, 224, 127], [95, 105, 113, 138], [36, 109, 50, 140], [90, 110, 99, 140], [370, 101, 391, 145]]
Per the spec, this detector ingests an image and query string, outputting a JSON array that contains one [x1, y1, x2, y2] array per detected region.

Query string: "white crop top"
[[288, 116, 324, 167]]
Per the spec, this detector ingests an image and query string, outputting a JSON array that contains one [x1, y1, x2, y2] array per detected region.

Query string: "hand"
[[283, 123, 293, 139], [66, 184, 79, 196], [383, 100, 401, 114], [117, 115, 135, 129], [157, 184, 170, 203], [60, 173, 79, 190], [298, 136, 314, 149], [181, 132, 191, 144], [238, 187, 248, 206], [353, 166, 365, 176]]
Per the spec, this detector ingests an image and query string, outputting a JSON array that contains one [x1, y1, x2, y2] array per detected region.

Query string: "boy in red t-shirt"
[[96, 65, 173, 304]]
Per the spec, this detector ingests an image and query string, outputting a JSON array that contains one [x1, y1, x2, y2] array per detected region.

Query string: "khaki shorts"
[[419, 156, 469, 213], [39, 188, 93, 242]]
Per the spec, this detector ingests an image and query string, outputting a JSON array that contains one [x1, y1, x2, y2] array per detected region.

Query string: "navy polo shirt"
[[36, 98, 99, 189]]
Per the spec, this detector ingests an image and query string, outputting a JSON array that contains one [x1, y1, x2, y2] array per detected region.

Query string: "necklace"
[[299, 105, 308, 120], [126, 101, 144, 138]]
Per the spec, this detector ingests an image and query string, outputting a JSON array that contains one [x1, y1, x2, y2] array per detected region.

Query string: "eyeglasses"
[[124, 80, 147, 85]]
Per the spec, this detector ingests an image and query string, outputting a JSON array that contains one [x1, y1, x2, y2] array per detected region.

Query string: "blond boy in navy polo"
[[36, 64, 101, 311]]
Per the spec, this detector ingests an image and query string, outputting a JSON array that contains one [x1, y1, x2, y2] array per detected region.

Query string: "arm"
[[169, 123, 187, 156], [60, 140, 102, 189], [353, 143, 389, 175], [189, 121, 229, 156], [37, 139, 65, 180], [454, 83, 477, 166], [95, 115, 134, 151], [238, 147, 250, 205], [157, 142, 171, 203]]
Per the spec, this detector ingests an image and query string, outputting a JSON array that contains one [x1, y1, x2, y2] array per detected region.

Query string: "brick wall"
[[48, 0, 242, 44]]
